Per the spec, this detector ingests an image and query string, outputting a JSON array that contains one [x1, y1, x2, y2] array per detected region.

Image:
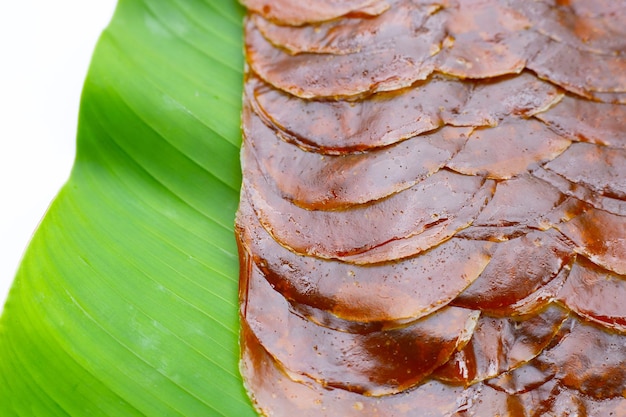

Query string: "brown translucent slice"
[[450, 71, 563, 125], [336, 187, 493, 265], [244, 12, 443, 98], [240, 322, 476, 417], [454, 379, 563, 417], [243, 147, 494, 262], [472, 174, 567, 229], [482, 314, 573, 397], [248, 71, 561, 153], [252, 0, 418, 55], [452, 230, 574, 315], [241, 258, 479, 396], [544, 142, 626, 201], [557, 257, 626, 333], [544, 386, 626, 417], [534, 94, 626, 149], [244, 103, 470, 209], [498, 266, 571, 317], [434, 0, 534, 79], [556, 207, 626, 275], [247, 73, 468, 152], [236, 194, 494, 327], [433, 304, 569, 385], [531, 167, 626, 216], [241, 0, 390, 26], [482, 316, 626, 414], [541, 317, 626, 399], [520, 0, 626, 55], [470, 380, 626, 417], [446, 118, 572, 180], [527, 34, 626, 100], [485, 358, 558, 395]]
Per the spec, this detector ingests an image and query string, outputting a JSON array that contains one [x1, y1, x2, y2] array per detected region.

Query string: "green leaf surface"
[[0, 0, 256, 415]]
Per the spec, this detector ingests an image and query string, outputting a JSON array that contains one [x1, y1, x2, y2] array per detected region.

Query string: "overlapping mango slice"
[[236, 0, 626, 415]]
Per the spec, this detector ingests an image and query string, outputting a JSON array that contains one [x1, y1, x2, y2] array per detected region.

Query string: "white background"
[[0, 1, 118, 308]]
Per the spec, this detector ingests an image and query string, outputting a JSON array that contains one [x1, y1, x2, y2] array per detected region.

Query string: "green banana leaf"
[[0, 0, 257, 415]]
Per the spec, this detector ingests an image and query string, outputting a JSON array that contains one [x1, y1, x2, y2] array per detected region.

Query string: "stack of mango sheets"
[[235, 1, 626, 415]]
